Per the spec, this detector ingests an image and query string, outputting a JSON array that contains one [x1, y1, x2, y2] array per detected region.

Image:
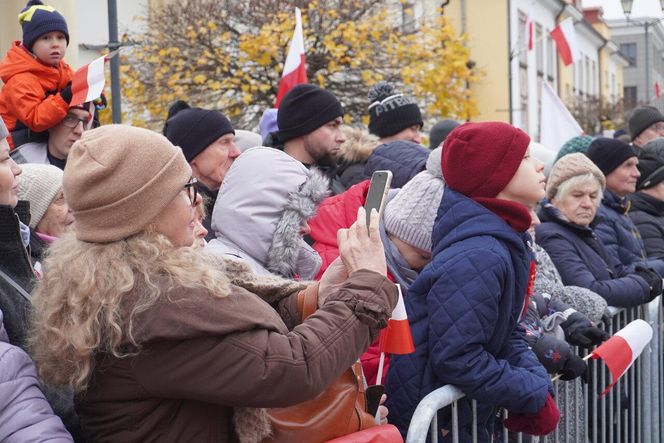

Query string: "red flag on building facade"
[[274, 8, 307, 107], [550, 17, 580, 66], [655, 82, 661, 99], [526, 14, 534, 51]]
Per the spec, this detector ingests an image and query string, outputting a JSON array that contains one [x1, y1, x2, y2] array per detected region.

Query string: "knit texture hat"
[[585, 137, 637, 177], [637, 138, 664, 189], [546, 153, 605, 200], [629, 105, 664, 141], [163, 100, 235, 163], [384, 146, 444, 252], [0, 118, 8, 140], [367, 81, 423, 138], [19, 0, 69, 51], [64, 125, 192, 243], [428, 119, 459, 149], [555, 135, 593, 162], [442, 121, 530, 198], [276, 84, 343, 143], [16, 163, 63, 229]]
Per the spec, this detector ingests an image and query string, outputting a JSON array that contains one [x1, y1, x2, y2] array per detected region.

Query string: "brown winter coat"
[[75, 258, 397, 443]]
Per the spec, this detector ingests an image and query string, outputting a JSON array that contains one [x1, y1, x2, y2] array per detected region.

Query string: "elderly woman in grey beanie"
[[16, 163, 73, 263], [30, 124, 397, 443]]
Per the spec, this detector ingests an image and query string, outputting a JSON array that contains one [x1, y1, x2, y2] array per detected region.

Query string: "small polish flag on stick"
[[70, 51, 116, 108], [550, 17, 580, 66], [591, 319, 653, 396], [375, 284, 414, 385], [274, 7, 307, 107]]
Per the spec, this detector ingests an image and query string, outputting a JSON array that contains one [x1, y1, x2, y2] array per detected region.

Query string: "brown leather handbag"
[[263, 288, 377, 443]]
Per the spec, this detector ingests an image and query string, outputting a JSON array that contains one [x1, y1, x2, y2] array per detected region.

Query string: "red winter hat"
[[442, 121, 530, 198]]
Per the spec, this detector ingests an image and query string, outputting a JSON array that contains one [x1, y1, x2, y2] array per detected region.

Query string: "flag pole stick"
[[373, 352, 386, 424], [551, 353, 593, 382]]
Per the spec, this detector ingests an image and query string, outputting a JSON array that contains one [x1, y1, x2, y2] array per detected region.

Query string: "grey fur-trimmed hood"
[[208, 147, 329, 279]]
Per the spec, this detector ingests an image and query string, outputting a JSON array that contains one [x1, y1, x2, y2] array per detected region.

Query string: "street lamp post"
[[621, 0, 664, 104]]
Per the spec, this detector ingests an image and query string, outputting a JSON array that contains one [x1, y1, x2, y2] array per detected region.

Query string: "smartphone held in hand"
[[363, 171, 392, 229]]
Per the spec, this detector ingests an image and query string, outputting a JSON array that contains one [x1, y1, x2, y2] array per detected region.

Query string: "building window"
[[620, 43, 637, 66], [624, 86, 638, 107], [536, 23, 543, 73], [547, 34, 555, 80], [518, 11, 528, 66]]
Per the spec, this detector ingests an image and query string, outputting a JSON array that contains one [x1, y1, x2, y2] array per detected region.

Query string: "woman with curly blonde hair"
[[31, 125, 397, 443]]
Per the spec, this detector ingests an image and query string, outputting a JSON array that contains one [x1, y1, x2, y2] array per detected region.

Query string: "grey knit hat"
[[16, 163, 63, 229], [383, 146, 445, 252]]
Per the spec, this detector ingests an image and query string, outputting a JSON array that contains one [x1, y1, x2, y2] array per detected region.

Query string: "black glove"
[[59, 81, 72, 104], [561, 312, 609, 348], [634, 265, 663, 301], [560, 353, 588, 382]]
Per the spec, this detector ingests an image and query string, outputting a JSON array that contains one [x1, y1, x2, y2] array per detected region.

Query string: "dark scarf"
[[379, 223, 418, 291], [47, 150, 66, 170]]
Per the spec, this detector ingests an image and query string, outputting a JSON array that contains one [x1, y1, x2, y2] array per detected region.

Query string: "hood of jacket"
[[0, 42, 69, 85], [339, 132, 378, 164], [210, 147, 329, 279], [363, 141, 429, 188], [630, 191, 664, 217]]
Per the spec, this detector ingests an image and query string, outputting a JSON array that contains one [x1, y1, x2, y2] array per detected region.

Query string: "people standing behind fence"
[[163, 100, 240, 240], [585, 138, 664, 276], [536, 153, 661, 308], [16, 164, 72, 265], [628, 105, 664, 149], [29, 124, 397, 442], [0, 0, 74, 149], [207, 146, 328, 280], [629, 138, 664, 259], [387, 122, 559, 441], [10, 105, 90, 170], [309, 146, 445, 384]]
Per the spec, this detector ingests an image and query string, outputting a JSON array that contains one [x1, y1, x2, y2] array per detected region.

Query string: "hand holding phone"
[[363, 171, 393, 230]]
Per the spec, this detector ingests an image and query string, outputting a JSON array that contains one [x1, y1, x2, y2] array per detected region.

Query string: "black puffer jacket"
[[629, 192, 664, 259]]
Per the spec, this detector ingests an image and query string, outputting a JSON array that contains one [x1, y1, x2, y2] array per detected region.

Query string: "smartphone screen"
[[364, 171, 393, 229]]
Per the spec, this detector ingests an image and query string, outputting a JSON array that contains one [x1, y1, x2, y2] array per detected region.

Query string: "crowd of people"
[[2, 1, 664, 442]]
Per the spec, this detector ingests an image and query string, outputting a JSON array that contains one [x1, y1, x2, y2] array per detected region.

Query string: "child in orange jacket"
[[0, 0, 74, 149]]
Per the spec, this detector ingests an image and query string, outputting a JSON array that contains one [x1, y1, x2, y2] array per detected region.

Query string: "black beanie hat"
[[637, 138, 664, 189], [19, 0, 69, 51], [585, 137, 637, 177], [428, 119, 460, 149], [367, 81, 423, 138], [163, 100, 235, 163], [629, 105, 664, 141], [276, 84, 343, 143]]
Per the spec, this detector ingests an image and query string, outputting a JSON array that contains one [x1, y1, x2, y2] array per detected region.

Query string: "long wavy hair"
[[30, 230, 230, 392]]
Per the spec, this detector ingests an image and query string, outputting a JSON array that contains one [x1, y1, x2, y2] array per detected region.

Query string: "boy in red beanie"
[[386, 121, 559, 441], [0, 0, 74, 149]]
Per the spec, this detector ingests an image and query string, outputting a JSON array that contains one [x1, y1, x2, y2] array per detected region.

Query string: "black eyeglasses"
[[184, 177, 198, 206], [61, 113, 89, 128]]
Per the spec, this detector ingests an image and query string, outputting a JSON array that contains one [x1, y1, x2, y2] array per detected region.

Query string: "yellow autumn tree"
[[120, 0, 479, 130]]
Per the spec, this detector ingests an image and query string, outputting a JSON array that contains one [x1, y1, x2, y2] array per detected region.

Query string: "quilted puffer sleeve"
[[427, 250, 550, 415], [537, 230, 650, 307], [631, 212, 664, 258]]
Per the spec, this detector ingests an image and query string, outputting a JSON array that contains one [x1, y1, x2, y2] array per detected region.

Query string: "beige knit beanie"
[[546, 153, 606, 201], [383, 146, 445, 253], [64, 125, 192, 243], [16, 164, 64, 229]]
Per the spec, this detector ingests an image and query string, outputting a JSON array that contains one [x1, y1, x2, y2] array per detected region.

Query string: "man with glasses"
[[629, 105, 664, 149], [10, 105, 91, 169]]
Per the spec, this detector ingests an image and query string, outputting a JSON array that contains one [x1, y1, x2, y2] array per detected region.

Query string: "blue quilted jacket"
[[385, 189, 551, 442], [363, 141, 429, 188], [595, 190, 664, 276]]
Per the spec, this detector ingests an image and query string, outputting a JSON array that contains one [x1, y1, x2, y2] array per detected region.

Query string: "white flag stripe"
[[616, 319, 653, 365], [391, 284, 408, 321], [85, 56, 106, 102], [281, 7, 304, 76]]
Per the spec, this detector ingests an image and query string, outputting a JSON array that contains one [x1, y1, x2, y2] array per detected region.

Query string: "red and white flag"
[[70, 52, 114, 107], [655, 81, 661, 99], [379, 285, 415, 355], [550, 17, 580, 66], [540, 81, 583, 153], [274, 7, 307, 107], [526, 14, 534, 51], [591, 319, 653, 396]]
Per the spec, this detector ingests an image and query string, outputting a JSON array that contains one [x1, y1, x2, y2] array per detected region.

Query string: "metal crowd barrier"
[[406, 296, 663, 443]]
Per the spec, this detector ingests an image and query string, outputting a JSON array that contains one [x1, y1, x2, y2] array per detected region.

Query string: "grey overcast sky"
[[581, 0, 664, 19]]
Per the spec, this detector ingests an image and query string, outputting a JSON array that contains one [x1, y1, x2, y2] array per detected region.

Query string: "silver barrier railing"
[[406, 296, 663, 443]]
